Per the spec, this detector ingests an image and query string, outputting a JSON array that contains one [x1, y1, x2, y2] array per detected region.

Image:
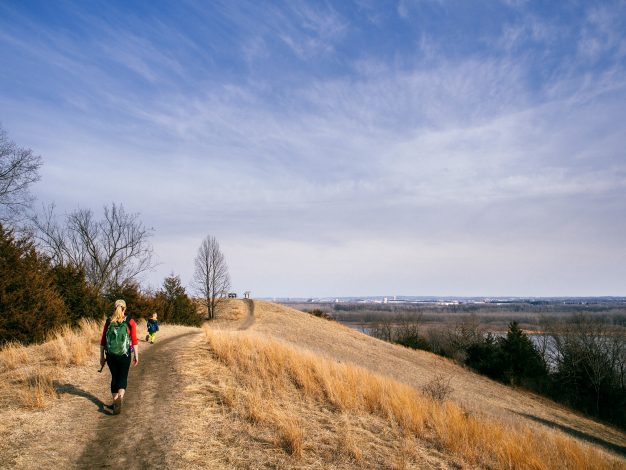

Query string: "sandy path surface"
[[75, 329, 200, 469], [237, 299, 255, 330]]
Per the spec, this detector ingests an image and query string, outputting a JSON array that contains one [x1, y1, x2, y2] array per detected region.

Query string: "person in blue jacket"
[[146, 312, 159, 344]]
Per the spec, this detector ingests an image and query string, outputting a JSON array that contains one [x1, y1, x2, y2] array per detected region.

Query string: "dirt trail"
[[76, 330, 200, 469], [237, 299, 255, 330]]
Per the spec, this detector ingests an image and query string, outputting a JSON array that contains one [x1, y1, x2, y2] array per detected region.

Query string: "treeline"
[[367, 314, 626, 429], [333, 301, 626, 319], [0, 224, 201, 345], [331, 304, 626, 333]]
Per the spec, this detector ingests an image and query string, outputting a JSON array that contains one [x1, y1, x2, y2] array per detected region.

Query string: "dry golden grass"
[[0, 341, 30, 371], [249, 300, 626, 457], [176, 337, 413, 469], [273, 413, 305, 458], [203, 325, 622, 470], [0, 318, 103, 409], [14, 365, 60, 409], [43, 318, 102, 366], [0, 300, 621, 469], [336, 414, 364, 463]]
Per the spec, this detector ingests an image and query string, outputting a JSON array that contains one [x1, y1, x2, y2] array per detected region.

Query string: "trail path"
[[76, 329, 200, 469], [237, 299, 255, 330]]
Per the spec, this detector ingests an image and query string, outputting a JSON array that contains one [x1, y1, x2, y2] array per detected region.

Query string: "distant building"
[[228, 292, 237, 298], [244, 291, 251, 299]]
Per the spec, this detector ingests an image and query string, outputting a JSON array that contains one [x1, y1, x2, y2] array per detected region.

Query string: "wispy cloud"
[[1, 0, 625, 295]]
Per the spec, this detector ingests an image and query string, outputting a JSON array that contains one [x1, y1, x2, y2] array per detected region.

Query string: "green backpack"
[[106, 321, 130, 356]]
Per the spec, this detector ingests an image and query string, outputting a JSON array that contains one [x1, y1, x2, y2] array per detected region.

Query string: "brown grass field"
[[1, 300, 625, 469]]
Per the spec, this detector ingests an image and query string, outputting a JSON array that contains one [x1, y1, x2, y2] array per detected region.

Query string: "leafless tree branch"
[[193, 235, 231, 320], [32, 202, 154, 295], [0, 126, 42, 223]]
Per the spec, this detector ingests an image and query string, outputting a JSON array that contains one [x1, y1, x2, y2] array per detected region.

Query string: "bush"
[[465, 322, 548, 389], [104, 282, 155, 320], [393, 319, 431, 351], [0, 225, 68, 345], [51, 264, 104, 324], [500, 321, 547, 387], [153, 275, 201, 326], [546, 315, 626, 428], [465, 333, 505, 380], [304, 309, 334, 321], [421, 374, 454, 401]]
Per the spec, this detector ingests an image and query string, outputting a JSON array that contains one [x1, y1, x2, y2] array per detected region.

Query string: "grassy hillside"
[[1, 300, 624, 469], [173, 300, 626, 469]]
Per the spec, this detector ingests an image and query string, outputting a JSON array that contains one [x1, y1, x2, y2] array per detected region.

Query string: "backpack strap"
[[104, 317, 111, 352]]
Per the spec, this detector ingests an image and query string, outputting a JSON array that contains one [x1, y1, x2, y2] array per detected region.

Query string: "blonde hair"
[[111, 299, 127, 324]]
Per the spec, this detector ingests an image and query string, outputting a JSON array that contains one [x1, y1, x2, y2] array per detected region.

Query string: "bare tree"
[[0, 126, 42, 223], [193, 235, 231, 320], [546, 314, 626, 418], [33, 202, 154, 295]]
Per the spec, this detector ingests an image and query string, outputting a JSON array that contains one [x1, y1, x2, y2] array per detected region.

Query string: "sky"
[[1, 0, 625, 297]]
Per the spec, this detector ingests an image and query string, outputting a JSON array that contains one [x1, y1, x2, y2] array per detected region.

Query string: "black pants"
[[106, 352, 131, 394]]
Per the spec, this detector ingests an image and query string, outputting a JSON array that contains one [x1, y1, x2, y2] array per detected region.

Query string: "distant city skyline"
[[1, 1, 625, 297]]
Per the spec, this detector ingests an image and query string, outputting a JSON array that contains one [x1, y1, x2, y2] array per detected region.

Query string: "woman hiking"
[[99, 299, 139, 415]]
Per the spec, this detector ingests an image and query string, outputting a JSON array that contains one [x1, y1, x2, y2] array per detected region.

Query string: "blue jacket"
[[147, 319, 159, 333]]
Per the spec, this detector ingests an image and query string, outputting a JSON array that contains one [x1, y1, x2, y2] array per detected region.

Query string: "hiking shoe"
[[113, 396, 123, 415]]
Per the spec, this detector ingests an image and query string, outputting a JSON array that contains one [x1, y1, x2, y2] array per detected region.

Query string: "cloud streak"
[[1, 0, 625, 296]]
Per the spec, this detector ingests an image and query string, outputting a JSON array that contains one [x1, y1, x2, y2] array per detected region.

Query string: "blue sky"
[[1, 0, 625, 297]]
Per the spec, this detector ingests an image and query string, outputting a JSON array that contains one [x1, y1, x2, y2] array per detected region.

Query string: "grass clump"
[[0, 342, 30, 371], [15, 366, 59, 409]]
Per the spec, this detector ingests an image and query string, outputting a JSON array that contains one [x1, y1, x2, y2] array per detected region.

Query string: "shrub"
[[104, 282, 155, 320], [547, 315, 626, 428], [465, 323, 548, 389], [500, 321, 547, 387], [465, 333, 505, 380], [304, 309, 334, 321], [51, 264, 104, 324], [154, 275, 201, 326], [421, 374, 454, 401], [0, 224, 68, 345]]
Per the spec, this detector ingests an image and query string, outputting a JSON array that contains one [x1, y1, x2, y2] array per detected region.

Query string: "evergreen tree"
[[155, 275, 201, 326], [0, 224, 68, 344], [51, 264, 103, 324], [501, 321, 547, 386], [465, 333, 505, 379], [104, 282, 154, 320]]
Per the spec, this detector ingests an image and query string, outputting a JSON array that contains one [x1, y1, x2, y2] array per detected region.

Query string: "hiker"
[[146, 312, 159, 344], [99, 299, 139, 415]]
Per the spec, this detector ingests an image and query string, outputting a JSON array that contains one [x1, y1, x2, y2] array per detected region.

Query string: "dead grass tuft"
[[336, 415, 363, 463], [0, 342, 29, 371], [15, 366, 59, 408], [421, 374, 453, 402], [203, 325, 620, 469], [0, 318, 103, 409], [274, 414, 305, 458]]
